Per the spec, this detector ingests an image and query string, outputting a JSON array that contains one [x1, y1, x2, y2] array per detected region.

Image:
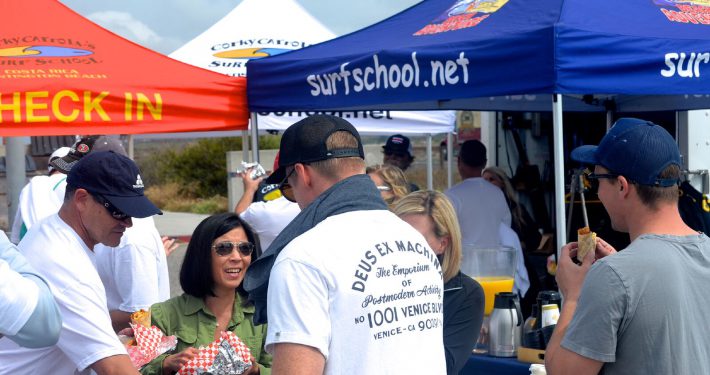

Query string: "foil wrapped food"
[[177, 331, 253, 375]]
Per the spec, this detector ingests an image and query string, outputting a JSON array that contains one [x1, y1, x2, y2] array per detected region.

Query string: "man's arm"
[[0, 234, 62, 348], [235, 169, 264, 214], [270, 343, 325, 375], [91, 354, 140, 375], [545, 242, 603, 375], [110, 310, 132, 332]]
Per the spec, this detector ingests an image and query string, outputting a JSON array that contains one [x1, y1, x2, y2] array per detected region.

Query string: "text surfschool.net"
[[307, 52, 470, 97]]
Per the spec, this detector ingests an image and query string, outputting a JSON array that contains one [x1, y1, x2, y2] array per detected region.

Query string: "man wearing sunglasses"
[[244, 115, 446, 374], [0, 151, 162, 375], [546, 118, 710, 375], [49, 136, 171, 334]]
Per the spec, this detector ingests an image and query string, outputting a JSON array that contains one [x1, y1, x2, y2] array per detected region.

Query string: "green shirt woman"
[[140, 213, 271, 375]]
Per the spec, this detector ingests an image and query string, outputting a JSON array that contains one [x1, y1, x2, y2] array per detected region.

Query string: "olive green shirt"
[[140, 293, 271, 375]]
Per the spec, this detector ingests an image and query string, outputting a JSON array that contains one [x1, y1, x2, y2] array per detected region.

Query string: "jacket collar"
[[444, 271, 465, 292]]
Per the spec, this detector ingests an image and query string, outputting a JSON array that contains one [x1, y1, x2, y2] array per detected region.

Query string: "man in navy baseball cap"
[[545, 118, 710, 375], [0, 150, 163, 374], [570, 117, 682, 187], [382, 134, 414, 171]]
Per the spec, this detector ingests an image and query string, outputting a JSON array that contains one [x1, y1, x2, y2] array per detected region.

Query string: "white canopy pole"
[[552, 94, 566, 253], [242, 130, 250, 162], [6, 137, 26, 231], [446, 132, 454, 188], [426, 134, 433, 190], [250, 113, 260, 163]]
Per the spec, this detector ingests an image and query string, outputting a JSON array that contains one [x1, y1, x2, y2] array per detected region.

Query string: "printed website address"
[[306, 52, 469, 97]]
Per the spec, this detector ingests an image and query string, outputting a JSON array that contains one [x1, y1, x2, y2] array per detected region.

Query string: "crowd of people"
[[1, 115, 709, 374]]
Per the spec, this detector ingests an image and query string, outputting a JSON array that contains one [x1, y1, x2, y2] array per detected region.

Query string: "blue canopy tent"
[[247, 0, 710, 247]]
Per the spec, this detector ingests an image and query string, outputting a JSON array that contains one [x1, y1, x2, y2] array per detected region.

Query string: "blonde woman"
[[393, 191, 485, 375], [366, 164, 411, 208]]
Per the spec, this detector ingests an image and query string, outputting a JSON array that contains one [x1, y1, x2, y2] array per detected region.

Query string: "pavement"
[[153, 211, 209, 297]]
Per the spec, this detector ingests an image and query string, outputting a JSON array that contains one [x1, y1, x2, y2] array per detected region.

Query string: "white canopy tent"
[[169, 0, 455, 189]]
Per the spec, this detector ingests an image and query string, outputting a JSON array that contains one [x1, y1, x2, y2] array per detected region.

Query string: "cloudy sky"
[[60, 0, 420, 55]]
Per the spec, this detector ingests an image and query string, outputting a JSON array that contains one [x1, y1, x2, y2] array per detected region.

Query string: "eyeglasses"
[[93, 194, 130, 221], [585, 172, 620, 192], [278, 167, 297, 203], [587, 173, 619, 180], [212, 241, 255, 257], [376, 185, 392, 191]]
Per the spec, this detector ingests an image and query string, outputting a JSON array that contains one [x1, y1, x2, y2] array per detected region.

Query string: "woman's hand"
[[241, 356, 260, 375], [162, 236, 179, 257], [163, 347, 199, 374]]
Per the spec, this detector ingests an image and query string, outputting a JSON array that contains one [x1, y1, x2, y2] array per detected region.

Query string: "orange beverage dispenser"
[[461, 246, 517, 354]]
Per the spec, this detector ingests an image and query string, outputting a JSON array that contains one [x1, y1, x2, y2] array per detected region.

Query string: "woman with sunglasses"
[[141, 213, 271, 375]]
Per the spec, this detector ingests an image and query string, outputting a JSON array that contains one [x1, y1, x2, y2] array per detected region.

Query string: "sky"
[[59, 0, 421, 55]]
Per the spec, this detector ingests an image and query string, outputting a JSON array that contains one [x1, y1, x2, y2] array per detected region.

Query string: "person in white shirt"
[[235, 158, 300, 250], [10, 146, 70, 243], [244, 115, 446, 374], [0, 151, 162, 375], [52, 135, 171, 332], [0, 231, 62, 348], [444, 140, 512, 248], [95, 216, 170, 332]]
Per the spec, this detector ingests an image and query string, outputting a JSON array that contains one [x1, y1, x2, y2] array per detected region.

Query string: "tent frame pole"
[[250, 113, 260, 163], [242, 130, 250, 162], [426, 134, 433, 189], [552, 94, 566, 257], [446, 132, 454, 188]]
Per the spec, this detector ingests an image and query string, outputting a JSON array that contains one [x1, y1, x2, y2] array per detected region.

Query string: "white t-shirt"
[[444, 177, 512, 247], [10, 173, 67, 243], [266, 210, 446, 374], [239, 196, 300, 249], [94, 216, 170, 312], [0, 214, 126, 374]]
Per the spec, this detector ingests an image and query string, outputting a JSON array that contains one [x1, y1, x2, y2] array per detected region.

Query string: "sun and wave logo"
[[414, 0, 509, 36], [0, 45, 93, 58], [212, 47, 290, 59], [653, 0, 710, 24]]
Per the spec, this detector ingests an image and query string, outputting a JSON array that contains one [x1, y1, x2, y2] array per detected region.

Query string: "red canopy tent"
[[0, 0, 248, 136]]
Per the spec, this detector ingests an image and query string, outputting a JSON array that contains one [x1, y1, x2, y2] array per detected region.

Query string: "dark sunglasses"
[[212, 241, 255, 257], [585, 172, 620, 192], [93, 194, 130, 221], [278, 167, 297, 203]]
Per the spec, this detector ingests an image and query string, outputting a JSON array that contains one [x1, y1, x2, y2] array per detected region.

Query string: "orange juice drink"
[[473, 276, 515, 315]]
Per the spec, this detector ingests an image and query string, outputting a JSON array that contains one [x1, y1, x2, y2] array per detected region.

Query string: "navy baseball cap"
[[266, 115, 365, 184], [67, 151, 162, 218], [383, 134, 413, 157], [571, 118, 682, 187]]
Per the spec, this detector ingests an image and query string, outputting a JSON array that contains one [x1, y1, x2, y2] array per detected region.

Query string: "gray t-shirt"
[[562, 234, 710, 375]]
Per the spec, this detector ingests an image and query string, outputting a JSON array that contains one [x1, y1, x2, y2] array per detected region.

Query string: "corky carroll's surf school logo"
[[0, 45, 93, 58], [213, 47, 290, 59], [414, 0, 509, 36], [653, 0, 710, 24]]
